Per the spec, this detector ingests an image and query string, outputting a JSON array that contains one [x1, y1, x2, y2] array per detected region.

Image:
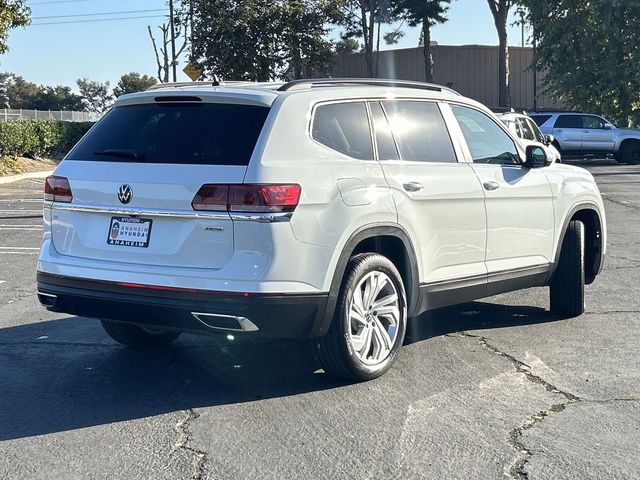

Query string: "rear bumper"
[[37, 272, 328, 339]]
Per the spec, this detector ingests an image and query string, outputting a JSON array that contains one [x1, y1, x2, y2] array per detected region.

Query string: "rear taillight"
[[192, 184, 301, 213], [44, 176, 73, 203]]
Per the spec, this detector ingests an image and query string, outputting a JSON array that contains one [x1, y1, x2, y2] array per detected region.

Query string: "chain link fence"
[[0, 109, 101, 122]]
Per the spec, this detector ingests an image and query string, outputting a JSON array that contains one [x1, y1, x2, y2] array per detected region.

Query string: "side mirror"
[[604, 123, 614, 130], [544, 134, 555, 145], [524, 145, 549, 168]]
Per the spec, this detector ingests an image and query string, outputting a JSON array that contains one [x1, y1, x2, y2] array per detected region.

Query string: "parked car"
[[498, 112, 562, 163], [37, 79, 607, 381], [529, 111, 640, 164]]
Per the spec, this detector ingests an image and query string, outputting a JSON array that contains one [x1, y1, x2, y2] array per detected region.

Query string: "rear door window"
[[66, 102, 271, 165], [381, 100, 457, 163], [312, 102, 373, 160], [554, 115, 582, 129]]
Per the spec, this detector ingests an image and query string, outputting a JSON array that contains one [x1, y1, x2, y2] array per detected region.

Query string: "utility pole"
[[169, 0, 177, 82]]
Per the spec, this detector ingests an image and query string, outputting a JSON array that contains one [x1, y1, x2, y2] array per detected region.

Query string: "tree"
[[190, 1, 337, 81], [114, 72, 157, 97], [520, 0, 640, 126], [32, 86, 83, 111], [486, 0, 513, 108], [335, 0, 400, 77], [391, 0, 451, 82], [335, 35, 361, 54], [0, 0, 30, 54], [77, 78, 113, 114], [0, 73, 37, 108], [148, 1, 189, 83]]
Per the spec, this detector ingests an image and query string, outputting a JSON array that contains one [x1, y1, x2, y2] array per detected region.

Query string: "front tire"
[[101, 320, 181, 348], [550, 220, 585, 318], [313, 253, 407, 381]]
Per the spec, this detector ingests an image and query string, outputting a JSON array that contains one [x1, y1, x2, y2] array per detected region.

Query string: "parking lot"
[[0, 161, 638, 480]]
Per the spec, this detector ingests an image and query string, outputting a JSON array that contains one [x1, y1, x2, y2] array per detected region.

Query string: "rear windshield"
[[66, 103, 270, 165], [529, 114, 552, 127]]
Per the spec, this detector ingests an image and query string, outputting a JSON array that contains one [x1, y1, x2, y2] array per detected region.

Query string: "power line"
[[29, 14, 168, 26], [29, 0, 103, 5], [32, 9, 166, 20]]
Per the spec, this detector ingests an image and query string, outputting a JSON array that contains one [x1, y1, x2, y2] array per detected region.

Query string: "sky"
[[2, 0, 530, 90]]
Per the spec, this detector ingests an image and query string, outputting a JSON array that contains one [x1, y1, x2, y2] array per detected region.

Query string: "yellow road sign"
[[183, 61, 203, 81]]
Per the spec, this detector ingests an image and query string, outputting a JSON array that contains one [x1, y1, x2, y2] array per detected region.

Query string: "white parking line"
[[0, 247, 39, 250], [0, 251, 38, 255], [0, 281, 5, 285]]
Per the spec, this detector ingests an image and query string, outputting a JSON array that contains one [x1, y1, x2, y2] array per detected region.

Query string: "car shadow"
[[0, 300, 559, 441]]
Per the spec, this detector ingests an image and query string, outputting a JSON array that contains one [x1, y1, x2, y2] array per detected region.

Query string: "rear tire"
[[101, 320, 181, 348], [550, 220, 585, 318], [620, 141, 640, 165], [313, 253, 407, 381]]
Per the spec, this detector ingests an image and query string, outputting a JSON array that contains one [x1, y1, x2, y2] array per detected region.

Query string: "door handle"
[[403, 182, 424, 192], [483, 181, 500, 191]]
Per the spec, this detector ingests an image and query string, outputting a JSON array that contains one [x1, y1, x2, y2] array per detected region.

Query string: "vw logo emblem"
[[117, 184, 133, 205]]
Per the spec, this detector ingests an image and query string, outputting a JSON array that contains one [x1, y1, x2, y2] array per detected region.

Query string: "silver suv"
[[530, 112, 640, 164]]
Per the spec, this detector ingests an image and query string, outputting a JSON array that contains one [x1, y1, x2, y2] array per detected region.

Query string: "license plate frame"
[[107, 216, 153, 248]]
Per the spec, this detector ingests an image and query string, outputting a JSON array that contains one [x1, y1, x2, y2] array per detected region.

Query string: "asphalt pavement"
[[0, 161, 638, 480]]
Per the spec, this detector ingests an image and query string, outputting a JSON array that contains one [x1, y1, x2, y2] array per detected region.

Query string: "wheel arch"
[[310, 224, 420, 337], [550, 203, 604, 285]]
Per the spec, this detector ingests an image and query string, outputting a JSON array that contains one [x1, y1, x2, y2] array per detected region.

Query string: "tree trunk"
[[497, 22, 510, 108], [359, 1, 374, 77], [422, 16, 433, 83]]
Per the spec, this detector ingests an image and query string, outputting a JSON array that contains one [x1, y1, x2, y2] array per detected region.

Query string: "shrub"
[[0, 120, 94, 159]]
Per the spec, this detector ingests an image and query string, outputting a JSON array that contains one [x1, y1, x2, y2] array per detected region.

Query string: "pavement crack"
[[456, 332, 580, 480], [174, 409, 208, 480], [602, 195, 640, 215]]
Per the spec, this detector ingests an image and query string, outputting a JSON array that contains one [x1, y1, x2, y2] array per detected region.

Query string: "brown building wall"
[[333, 44, 562, 110]]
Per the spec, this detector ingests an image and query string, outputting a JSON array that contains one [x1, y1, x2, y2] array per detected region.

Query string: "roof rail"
[[529, 109, 584, 114], [146, 80, 255, 91], [277, 78, 460, 95]]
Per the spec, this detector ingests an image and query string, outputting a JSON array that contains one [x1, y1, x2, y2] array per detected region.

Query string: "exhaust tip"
[[37, 291, 58, 308], [192, 312, 258, 332]]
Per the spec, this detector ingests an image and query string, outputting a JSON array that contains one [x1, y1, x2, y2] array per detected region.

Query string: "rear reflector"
[[44, 176, 73, 203], [192, 184, 301, 213]]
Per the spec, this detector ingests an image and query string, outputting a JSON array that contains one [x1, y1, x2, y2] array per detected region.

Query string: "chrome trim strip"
[[37, 291, 58, 299], [191, 312, 259, 332], [43, 202, 292, 222], [422, 264, 551, 292], [229, 212, 293, 223]]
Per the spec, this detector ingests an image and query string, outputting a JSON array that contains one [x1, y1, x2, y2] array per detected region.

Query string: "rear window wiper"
[[93, 149, 145, 161]]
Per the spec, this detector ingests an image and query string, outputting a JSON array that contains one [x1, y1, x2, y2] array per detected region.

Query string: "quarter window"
[[529, 114, 552, 127], [451, 105, 519, 165], [312, 102, 373, 160], [554, 115, 582, 128], [381, 100, 457, 163]]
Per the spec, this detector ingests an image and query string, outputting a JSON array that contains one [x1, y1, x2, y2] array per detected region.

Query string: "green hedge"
[[0, 120, 94, 159]]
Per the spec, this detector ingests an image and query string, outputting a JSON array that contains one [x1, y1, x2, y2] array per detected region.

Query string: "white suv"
[[37, 79, 607, 380]]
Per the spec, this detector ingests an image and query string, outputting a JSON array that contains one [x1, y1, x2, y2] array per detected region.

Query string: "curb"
[[0, 170, 53, 185]]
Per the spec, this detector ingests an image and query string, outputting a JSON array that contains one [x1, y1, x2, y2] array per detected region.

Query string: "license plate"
[[107, 217, 153, 248]]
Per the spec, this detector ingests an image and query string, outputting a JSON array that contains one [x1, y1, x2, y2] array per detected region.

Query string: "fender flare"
[[548, 202, 604, 284], [309, 223, 421, 338]]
